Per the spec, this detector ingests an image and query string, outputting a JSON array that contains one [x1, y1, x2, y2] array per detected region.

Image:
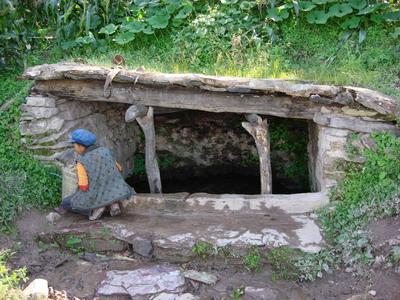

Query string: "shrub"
[[0, 72, 61, 231], [0, 250, 27, 300]]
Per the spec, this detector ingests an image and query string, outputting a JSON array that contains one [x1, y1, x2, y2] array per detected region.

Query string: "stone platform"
[[40, 198, 324, 263]]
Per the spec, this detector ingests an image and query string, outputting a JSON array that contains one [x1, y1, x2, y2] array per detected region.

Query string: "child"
[[55, 129, 133, 220]]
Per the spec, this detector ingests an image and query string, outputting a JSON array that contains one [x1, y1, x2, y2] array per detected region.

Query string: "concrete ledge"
[[123, 192, 329, 215]]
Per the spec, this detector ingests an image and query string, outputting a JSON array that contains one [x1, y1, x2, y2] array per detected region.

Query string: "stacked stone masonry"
[[20, 94, 140, 176]]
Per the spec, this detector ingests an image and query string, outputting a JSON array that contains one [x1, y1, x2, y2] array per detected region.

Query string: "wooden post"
[[125, 104, 148, 122], [125, 105, 162, 193], [242, 114, 272, 194]]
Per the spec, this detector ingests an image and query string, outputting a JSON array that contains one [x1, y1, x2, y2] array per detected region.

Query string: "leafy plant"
[[267, 247, 336, 281], [133, 153, 175, 175], [1, 0, 399, 67], [269, 119, 310, 190], [133, 154, 146, 175], [242, 246, 262, 272], [65, 235, 85, 253], [323, 133, 400, 241], [315, 133, 400, 276], [389, 246, 400, 265], [267, 247, 302, 280], [0, 250, 27, 300], [232, 287, 245, 299], [192, 241, 213, 259]]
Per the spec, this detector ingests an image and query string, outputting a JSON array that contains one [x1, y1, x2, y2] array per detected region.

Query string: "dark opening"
[[126, 110, 310, 194]]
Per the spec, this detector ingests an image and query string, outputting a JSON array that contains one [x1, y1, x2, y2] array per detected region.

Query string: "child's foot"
[[110, 202, 121, 217], [89, 207, 105, 221]]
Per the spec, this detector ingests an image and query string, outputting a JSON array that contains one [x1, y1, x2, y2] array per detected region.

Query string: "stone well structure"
[[20, 63, 400, 209]]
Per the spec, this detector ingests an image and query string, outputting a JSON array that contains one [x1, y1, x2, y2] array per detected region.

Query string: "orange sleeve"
[[76, 162, 89, 191], [116, 161, 122, 172]]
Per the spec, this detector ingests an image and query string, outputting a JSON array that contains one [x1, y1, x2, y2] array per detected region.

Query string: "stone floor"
[[9, 209, 400, 300], [34, 198, 326, 299]]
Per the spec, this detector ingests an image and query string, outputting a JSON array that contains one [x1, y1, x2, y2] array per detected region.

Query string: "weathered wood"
[[22, 63, 345, 98], [242, 114, 272, 194], [125, 105, 148, 122], [33, 79, 325, 119], [125, 105, 183, 122], [135, 107, 162, 193], [347, 86, 400, 117], [21, 63, 400, 118], [313, 113, 400, 135]]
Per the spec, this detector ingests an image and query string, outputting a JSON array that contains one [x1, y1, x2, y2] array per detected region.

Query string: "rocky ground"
[[1, 209, 400, 300]]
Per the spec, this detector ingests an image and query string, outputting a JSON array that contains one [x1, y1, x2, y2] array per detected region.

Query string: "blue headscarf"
[[69, 129, 97, 147]]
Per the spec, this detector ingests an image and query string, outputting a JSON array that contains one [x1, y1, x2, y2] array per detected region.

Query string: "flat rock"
[[346, 294, 369, 300], [182, 270, 218, 285], [244, 286, 278, 300], [23, 278, 49, 300], [152, 293, 200, 300], [122, 235, 153, 258], [96, 265, 185, 298]]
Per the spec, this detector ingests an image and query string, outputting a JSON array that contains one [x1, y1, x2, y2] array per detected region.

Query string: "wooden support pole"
[[125, 104, 148, 122], [242, 114, 272, 194], [125, 105, 162, 193]]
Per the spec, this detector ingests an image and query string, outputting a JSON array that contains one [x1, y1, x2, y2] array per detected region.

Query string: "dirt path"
[[2, 210, 399, 300]]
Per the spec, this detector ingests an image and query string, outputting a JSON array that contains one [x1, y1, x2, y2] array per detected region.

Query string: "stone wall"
[[20, 95, 140, 176], [308, 123, 350, 191], [152, 111, 258, 167]]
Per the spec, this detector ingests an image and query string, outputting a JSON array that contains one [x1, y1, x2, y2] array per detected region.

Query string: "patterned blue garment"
[[69, 146, 133, 210]]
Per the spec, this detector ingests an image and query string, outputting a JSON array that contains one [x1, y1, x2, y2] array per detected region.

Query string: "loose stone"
[[97, 265, 185, 298], [151, 293, 200, 300], [182, 270, 218, 285], [23, 278, 49, 300], [46, 212, 61, 224]]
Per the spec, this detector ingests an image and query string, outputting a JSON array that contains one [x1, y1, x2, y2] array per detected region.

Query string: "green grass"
[[0, 250, 27, 299], [191, 241, 213, 259], [62, 22, 399, 99], [317, 133, 400, 268], [242, 246, 262, 272], [322, 133, 400, 241], [0, 71, 61, 232]]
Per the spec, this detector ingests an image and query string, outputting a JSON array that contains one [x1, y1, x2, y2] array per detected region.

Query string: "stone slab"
[[26, 96, 56, 108], [244, 286, 278, 300], [97, 265, 185, 297], [123, 192, 329, 215], [182, 270, 218, 285], [152, 293, 200, 300]]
